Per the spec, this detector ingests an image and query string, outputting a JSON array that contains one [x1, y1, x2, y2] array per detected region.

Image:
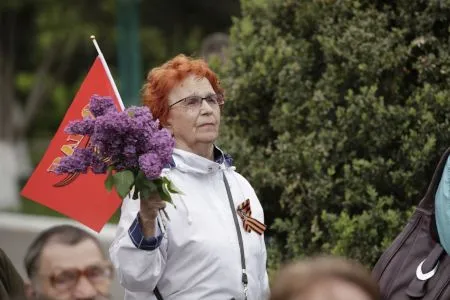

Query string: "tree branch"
[[18, 35, 79, 137], [15, 46, 58, 136], [0, 9, 17, 141]]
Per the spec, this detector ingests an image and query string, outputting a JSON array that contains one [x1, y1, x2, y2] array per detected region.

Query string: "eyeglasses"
[[49, 263, 113, 292], [169, 94, 224, 109]]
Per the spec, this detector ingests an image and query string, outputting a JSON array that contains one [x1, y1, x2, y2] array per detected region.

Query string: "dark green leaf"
[[156, 182, 171, 203], [135, 171, 159, 200], [134, 170, 147, 189], [132, 188, 139, 200], [140, 186, 152, 201], [144, 180, 159, 195], [112, 170, 135, 199], [162, 181, 170, 196], [104, 169, 114, 191], [167, 180, 183, 194]]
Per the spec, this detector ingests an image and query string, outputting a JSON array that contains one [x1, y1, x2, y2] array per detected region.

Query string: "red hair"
[[141, 54, 224, 124]]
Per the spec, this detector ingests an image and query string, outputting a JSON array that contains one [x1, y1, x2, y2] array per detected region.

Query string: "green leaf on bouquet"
[[158, 187, 172, 203], [137, 171, 158, 190], [104, 167, 114, 191], [158, 176, 181, 194], [131, 173, 181, 206], [152, 178, 171, 204], [134, 171, 148, 189], [167, 179, 183, 194], [162, 181, 171, 199], [134, 170, 158, 200], [112, 170, 135, 198], [134, 170, 145, 184], [132, 188, 139, 200], [140, 182, 157, 201]]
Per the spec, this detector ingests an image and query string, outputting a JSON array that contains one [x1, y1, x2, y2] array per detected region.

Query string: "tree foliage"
[[220, 0, 450, 267], [0, 0, 238, 152], [0, 0, 238, 212]]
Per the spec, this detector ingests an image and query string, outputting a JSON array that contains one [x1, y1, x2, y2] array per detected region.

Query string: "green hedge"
[[219, 0, 450, 268]]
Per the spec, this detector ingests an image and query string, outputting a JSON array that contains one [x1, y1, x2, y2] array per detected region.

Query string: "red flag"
[[21, 56, 123, 232]]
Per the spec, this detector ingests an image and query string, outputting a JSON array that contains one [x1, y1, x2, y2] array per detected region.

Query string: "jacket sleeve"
[[260, 238, 270, 299], [255, 191, 270, 299], [109, 196, 168, 292]]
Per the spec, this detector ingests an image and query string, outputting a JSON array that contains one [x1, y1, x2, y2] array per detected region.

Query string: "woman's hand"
[[139, 194, 166, 238]]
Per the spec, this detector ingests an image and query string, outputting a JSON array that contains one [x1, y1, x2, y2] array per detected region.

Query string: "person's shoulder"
[[0, 248, 26, 299], [0, 248, 20, 275], [0, 247, 10, 266], [230, 169, 254, 191]]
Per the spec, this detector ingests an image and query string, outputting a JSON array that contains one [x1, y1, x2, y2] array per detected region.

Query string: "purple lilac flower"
[[150, 129, 175, 164], [65, 118, 95, 135], [139, 152, 164, 180], [91, 155, 108, 174], [90, 112, 130, 160], [134, 130, 153, 154], [124, 157, 139, 170], [123, 145, 137, 157], [127, 107, 158, 152], [126, 106, 154, 120], [89, 95, 116, 117], [55, 148, 93, 174], [58, 96, 176, 179], [114, 162, 127, 172]]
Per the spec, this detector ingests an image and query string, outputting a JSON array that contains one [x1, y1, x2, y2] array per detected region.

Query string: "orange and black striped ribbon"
[[237, 199, 266, 235]]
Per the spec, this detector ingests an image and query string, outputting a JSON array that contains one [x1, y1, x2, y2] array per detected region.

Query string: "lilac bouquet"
[[55, 95, 180, 204]]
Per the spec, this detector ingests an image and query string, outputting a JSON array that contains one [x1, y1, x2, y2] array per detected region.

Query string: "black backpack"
[[372, 148, 450, 299]]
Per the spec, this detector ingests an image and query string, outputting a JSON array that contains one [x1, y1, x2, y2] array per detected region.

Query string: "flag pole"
[[90, 35, 125, 110]]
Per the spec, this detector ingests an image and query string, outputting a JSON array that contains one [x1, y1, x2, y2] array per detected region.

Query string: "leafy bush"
[[219, 0, 450, 268]]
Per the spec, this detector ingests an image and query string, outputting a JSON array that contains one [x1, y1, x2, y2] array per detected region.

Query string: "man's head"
[[24, 225, 113, 300], [270, 256, 380, 300]]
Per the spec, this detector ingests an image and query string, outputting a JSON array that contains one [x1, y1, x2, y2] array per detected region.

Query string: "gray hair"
[[24, 225, 103, 279]]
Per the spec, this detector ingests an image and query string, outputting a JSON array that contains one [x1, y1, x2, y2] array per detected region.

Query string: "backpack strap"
[[154, 287, 163, 300], [418, 147, 450, 212], [223, 172, 248, 300]]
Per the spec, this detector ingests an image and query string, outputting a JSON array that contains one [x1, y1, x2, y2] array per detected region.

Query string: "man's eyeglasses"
[[169, 94, 224, 109], [49, 263, 113, 292]]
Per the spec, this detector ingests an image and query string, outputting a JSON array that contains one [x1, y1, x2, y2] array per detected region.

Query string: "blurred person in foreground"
[[109, 55, 269, 300], [24, 225, 113, 300], [270, 256, 380, 300], [0, 247, 26, 299]]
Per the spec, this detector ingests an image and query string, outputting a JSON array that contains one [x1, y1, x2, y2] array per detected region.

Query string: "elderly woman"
[[109, 55, 269, 300]]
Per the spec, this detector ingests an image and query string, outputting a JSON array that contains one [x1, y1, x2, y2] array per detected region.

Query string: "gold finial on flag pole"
[[90, 35, 103, 59], [89, 35, 125, 110]]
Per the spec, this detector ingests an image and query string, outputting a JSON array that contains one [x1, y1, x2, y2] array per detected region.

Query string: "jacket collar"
[[168, 145, 233, 174]]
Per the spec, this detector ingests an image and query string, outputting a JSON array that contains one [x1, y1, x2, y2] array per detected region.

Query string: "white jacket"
[[109, 148, 269, 300]]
